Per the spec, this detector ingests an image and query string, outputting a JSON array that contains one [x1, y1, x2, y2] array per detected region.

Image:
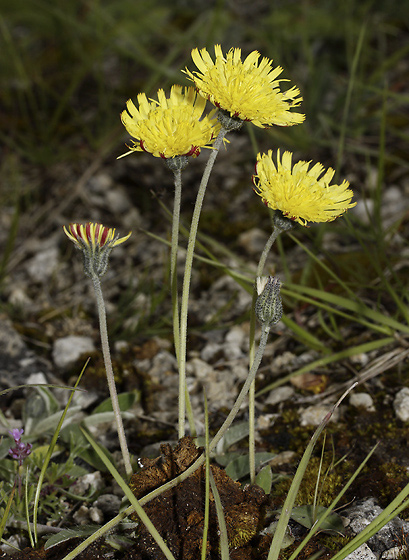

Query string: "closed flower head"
[[120, 85, 220, 160], [184, 45, 305, 129], [255, 276, 283, 326], [63, 223, 131, 278], [253, 150, 356, 226]]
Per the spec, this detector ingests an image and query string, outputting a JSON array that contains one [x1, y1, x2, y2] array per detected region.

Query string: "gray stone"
[[300, 403, 339, 426], [223, 325, 246, 360], [382, 547, 407, 559], [350, 392, 375, 412], [265, 386, 294, 406], [393, 388, 409, 422], [93, 493, 122, 516], [238, 228, 268, 256], [27, 246, 59, 283], [72, 472, 104, 496], [52, 335, 96, 371], [89, 506, 104, 524], [343, 498, 409, 556], [344, 543, 376, 560]]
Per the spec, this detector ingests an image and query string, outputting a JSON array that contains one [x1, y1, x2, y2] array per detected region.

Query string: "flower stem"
[[211, 323, 271, 453], [91, 274, 133, 477], [177, 127, 228, 439], [171, 168, 182, 364], [248, 224, 282, 483]]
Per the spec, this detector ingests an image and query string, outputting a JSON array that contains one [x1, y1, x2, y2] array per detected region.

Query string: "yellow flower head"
[[63, 223, 131, 277], [184, 45, 305, 128], [253, 150, 356, 226], [120, 85, 220, 159]]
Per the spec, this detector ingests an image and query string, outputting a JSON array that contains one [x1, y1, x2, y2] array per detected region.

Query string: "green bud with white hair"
[[255, 276, 283, 326]]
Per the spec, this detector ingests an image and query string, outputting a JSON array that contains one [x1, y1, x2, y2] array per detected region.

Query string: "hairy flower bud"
[[63, 223, 131, 278], [255, 276, 283, 326]]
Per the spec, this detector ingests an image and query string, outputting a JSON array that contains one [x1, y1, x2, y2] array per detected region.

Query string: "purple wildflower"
[[8, 428, 32, 466]]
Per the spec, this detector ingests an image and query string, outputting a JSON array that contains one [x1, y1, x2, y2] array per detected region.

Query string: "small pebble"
[[93, 493, 122, 516], [257, 413, 277, 430], [73, 505, 91, 525], [393, 388, 409, 422], [299, 404, 339, 427], [52, 335, 96, 370], [238, 228, 267, 255], [350, 393, 375, 412], [344, 543, 376, 560], [89, 506, 104, 524], [72, 472, 104, 496], [27, 247, 59, 283], [382, 547, 407, 559], [265, 386, 294, 406]]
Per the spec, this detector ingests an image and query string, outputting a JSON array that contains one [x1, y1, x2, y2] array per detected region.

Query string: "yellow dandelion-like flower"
[[253, 150, 356, 226], [63, 222, 131, 277], [120, 85, 220, 159], [184, 44, 305, 129]]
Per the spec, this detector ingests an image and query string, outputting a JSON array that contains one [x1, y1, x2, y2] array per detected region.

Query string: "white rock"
[[350, 352, 370, 366], [257, 414, 277, 430], [224, 325, 245, 360], [201, 341, 223, 362], [25, 372, 48, 386], [268, 450, 297, 468], [106, 188, 132, 214], [73, 505, 90, 525], [8, 286, 32, 307], [52, 336, 96, 370], [188, 358, 214, 381], [344, 543, 376, 560], [27, 247, 59, 283], [89, 506, 104, 524], [238, 228, 267, 255], [72, 472, 104, 496], [393, 387, 409, 422], [382, 547, 407, 559], [350, 392, 375, 411], [87, 172, 113, 193], [352, 199, 375, 224], [265, 386, 294, 406], [300, 404, 339, 427]]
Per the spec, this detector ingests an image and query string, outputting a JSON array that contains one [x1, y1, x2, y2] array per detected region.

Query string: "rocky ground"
[[2, 124, 409, 559]]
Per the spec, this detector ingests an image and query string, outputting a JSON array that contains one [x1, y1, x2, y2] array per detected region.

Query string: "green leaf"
[[45, 525, 103, 549], [93, 390, 140, 414], [214, 421, 249, 455], [290, 505, 345, 535], [214, 452, 241, 467], [0, 460, 16, 483], [263, 521, 295, 548], [31, 406, 82, 436], [225, 452, 276, 481], [256, 465, 273, 494], [83, 411, 134, 427], [59, 424, 114, 472]]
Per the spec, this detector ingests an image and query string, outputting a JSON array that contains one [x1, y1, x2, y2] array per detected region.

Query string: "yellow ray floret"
[[63, 223, 131, 251], [184, 44, 305, 128], [253, 150, 356, 226], [120, 85, 220, 159]]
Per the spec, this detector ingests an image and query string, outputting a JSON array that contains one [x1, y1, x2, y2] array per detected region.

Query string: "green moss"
[[272, 456, 346, 509]]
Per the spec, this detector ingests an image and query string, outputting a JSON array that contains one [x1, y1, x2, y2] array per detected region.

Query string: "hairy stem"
[[171, 168, 182, 364], [249, 225, 282, 483], [178, 128, 228, 438], [92, 274, 133, 477]]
